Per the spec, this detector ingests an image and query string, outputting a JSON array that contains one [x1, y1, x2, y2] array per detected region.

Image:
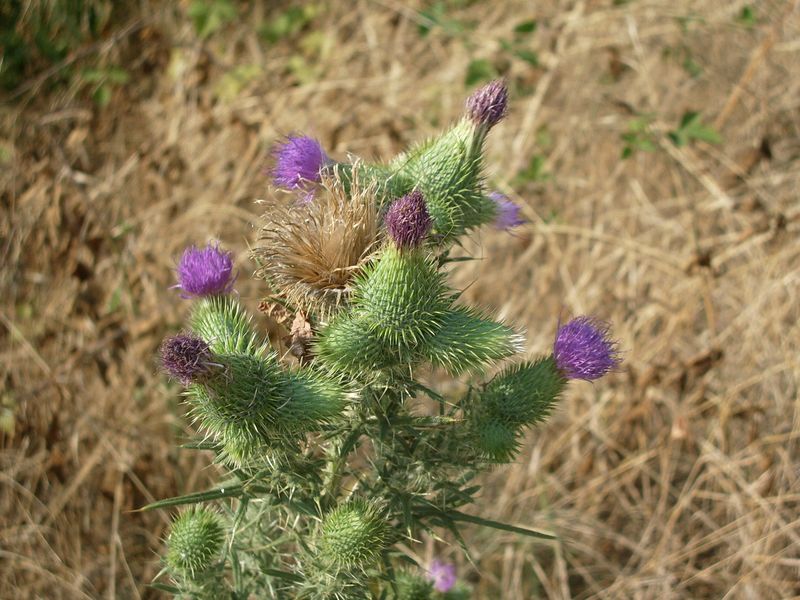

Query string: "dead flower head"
[[254, 166, 382, 318]]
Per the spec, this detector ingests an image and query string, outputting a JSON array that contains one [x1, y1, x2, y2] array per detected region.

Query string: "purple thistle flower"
[[271, 135, 329, 190], [384, 190, 432, 249], [427, 559, 457, 593], [489, 192, 525, 230], [466, 79, 508, 129], [160, 333, 212, 385], [175, 243, 236, 298], [554, 316, 621, 381]]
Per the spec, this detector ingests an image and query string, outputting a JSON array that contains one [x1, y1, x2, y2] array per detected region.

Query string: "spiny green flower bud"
[[190, 295, 264, 355], [354, 245, 449, 348], [420, 306, 523, 375], [396, 572, 434, 600], [481, 357, 566, 427], [474, 418, 520, 463], [165, 508, 224, 577], [318, 500, 389, 569], [188, 351, 347, 445], [398, 119, 496, 241]]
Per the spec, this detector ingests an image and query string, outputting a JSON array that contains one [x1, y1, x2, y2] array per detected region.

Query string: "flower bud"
[[481, 358, 565, 427], [165, 508, 224, 577], [160, 333, 212, 385], [474, 418, 520, 462], [396, 572, 434, 600], [318, 500, 389, 569], [466, 79, 508, 129], [385, 190, 432, 249]]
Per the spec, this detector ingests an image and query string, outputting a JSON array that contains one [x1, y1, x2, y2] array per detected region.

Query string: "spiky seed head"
[[475, 418, 520, 462], [396, 572, 434, 600], [466, 79, 508, 129], [481, 358, 566, 427], [255, 168, 381, 317], [175, 243, 236, 298], [271, 135, 329, 191], [319, 500, 389, 569], [384, 190, 432, 248], [488, 192, 525, 230], [427, 560, 457, 593], [554, 316, 621, 380], [165, 508, 224, 577], [160, 333, 212, 385]]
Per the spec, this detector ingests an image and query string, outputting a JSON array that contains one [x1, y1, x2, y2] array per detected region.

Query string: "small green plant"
[[187, 0, 237, 39], [621, 115, 657, 158], [0, 0, 113, 90], [668, 111, 722, 147], [148, 81, 621, 598]]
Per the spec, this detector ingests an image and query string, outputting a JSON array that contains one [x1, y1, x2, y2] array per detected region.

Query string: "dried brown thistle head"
[[254, 167, 381, 319]]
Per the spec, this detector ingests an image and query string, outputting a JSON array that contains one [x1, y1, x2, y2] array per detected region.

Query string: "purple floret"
[[554, 316, 621, 381], [385, 190, 432, 248], [489, 192, 525, 230], [466, 79, 508, 129], [427, 559, 457, 593], [175, 243, 236, 298], [271, 135, 329, 190], [160, 333, 212, 385]]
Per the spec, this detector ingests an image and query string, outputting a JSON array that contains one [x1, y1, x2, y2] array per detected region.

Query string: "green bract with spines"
[[481, 357, 566, 427], [336, 161, 414, 208], [474, 418, 520, 463], [190, 295, 265, 356], [396, 119, 494, 240], [354, 246, 450, 347], [165, 508, 224, 578], [420, 305, 523, 375], [318, 500, 390, 570], [396, 572, 434, 600]]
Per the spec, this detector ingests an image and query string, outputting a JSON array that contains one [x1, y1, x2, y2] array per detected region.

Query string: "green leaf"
[[737, 5, 757, 27], [188, 0, 237, 39], [138, 483, 244, 511], [447, 510, 556, 539], [259, 6, 316, 43], [513, 48, 539, 66], [513, 20, 537, 34], [92, 85, 111, 107], [669, 111, 721, 147], [465, 59, 495, 86]]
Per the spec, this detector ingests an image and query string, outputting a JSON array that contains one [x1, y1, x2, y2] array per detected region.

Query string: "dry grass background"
[[2, 0, 800, 598]]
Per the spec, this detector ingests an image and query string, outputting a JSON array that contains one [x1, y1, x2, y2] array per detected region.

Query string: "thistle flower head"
[[554, 316, 621, 381], [160, 333, 212, 385], [427, 560, 457, 593], [489, 192, 525, 230], [175, 243, 236, 298], [384, 190, 432, 248], [165, 508, 224, 577], [271, 135, 329, 190], [255, 168, 380, 317], [466, 79, 508, 129]]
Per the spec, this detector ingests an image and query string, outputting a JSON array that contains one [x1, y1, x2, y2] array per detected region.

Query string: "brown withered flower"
[[254, 166, 381, 319]]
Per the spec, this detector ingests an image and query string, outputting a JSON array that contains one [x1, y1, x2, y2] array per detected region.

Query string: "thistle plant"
[[148, 81, 621, 599]]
